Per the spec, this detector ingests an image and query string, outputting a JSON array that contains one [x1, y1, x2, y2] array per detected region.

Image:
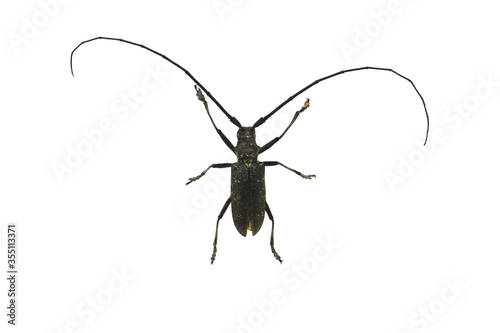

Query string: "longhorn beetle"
[[70, 37, 429, 264]]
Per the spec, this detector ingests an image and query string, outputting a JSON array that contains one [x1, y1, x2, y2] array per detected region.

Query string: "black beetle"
[[71, 37, 429, 264]]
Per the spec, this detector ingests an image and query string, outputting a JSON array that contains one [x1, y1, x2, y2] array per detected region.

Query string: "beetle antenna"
[[70, 37, 242, 128], [253, 66, 430, 145]]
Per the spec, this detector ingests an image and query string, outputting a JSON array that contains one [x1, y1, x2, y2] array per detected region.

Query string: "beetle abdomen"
[[231, 162, 266, 236]]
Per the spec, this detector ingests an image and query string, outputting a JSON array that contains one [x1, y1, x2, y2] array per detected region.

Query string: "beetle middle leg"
[[186, 163, 232, 185], [264, 161, 316, 179], [211, 196, 231, 264], [265, 203, 283, 263]]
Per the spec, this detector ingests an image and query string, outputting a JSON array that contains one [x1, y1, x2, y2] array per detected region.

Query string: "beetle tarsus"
[[194, 85, 206, 102], [301, 174, 316, 179], [211, 245, 217, 264], [186, 174, 203, 185], [302, 98, 310, 110], [271, 246, 283, 264]]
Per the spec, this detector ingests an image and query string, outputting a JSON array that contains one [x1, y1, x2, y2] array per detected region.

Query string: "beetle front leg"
[[194, 85, 238, 153], [264, 161, 316, 179], [186, 163, 232, 185], [258, 98, 310, 154]]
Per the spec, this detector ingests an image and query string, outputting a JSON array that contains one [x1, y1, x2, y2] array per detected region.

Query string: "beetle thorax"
[[235, 127, 259, 166]]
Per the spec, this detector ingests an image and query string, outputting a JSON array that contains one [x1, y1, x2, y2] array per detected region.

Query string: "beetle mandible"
[[70, 37, 429, 264]]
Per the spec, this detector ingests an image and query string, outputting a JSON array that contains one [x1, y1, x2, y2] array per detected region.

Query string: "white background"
[[1, 0, 499, 332]]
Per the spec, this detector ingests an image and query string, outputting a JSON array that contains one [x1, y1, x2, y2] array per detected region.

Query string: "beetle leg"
[[186, 163, 232, 185], [211, 197, 231, 264], [265, 203, 283, 263], [258, 98, 310, 154], [194, 85, 237, 154], [264, 161, 316, 180]]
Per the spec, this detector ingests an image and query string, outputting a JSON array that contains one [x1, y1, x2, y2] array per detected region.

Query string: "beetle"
[[70, 37, 429, 264]]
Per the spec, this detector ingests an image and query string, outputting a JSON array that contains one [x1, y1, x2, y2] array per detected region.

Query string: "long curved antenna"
[[70, 37, 242, 128], [253, 66, 429, 145]]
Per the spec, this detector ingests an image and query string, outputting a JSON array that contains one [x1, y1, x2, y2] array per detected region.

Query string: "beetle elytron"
[[71, 37, 429, 264]]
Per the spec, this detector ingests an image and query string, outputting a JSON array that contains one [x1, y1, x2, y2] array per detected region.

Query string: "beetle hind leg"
[[265, 203, 283, 264], [211, 197, 231, 264]]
